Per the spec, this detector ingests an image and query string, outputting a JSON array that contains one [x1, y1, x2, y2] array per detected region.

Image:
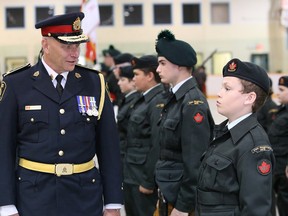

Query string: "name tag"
[[25, 105, 42, 110]]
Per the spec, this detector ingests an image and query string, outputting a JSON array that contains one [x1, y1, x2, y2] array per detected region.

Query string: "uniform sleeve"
[[0, 79, 18, 206], [175, 99, 214, 212], [95, 89, 123, 205], [237, 148, 274, 215]]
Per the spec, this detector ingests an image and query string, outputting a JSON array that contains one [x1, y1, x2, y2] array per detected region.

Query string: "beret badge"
[[228, 61, 237, 72], [73, 17, 81, 31]]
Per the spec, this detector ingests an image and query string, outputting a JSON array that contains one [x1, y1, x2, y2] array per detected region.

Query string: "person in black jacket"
[[123, 55, 166, 216], [268, 76, 288, 216], [196, 58, 275, 216], [155, 29, 214, 216]]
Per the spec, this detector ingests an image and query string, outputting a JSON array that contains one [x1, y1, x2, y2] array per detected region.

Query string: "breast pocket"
[[204, 154, 234, 190], [162, 118, 180, 147], [19, 111, 49, 143], [74, 113, 98, 143]]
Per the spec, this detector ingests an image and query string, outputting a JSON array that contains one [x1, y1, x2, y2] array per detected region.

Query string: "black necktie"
[[55, 75, 64, 96]]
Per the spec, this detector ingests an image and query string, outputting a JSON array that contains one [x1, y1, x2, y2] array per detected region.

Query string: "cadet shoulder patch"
[[0, 81, 7, 101], [4, 63, 31, 77], [193, 112, 204, 123], [188, 100, 204, 105], [257, 159, 271, 175]]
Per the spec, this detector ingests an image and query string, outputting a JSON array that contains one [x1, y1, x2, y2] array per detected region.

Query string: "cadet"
[[0, 12, 122, 216], [123, 55, 165, 216], [116, 65, 140, 162], [196, 58, 275, 216], [155, 30, 214, 216], [268, 76, 288, 216]]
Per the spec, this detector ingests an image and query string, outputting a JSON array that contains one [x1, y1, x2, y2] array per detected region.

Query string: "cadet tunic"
[[155, 78, 214, 213], [197, 115, 274, 216], [0, 61, 123, 216]]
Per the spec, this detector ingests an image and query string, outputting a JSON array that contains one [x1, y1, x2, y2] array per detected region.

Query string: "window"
[[65, 5, 81, 14], [6, 7, 25, 28], [183, 4, 200, 24], [124, 4, 143, 25], [99, 5, 114, 26], [211, 3, 229, 24], [153, 4, 172, 24], [35, 6, 54, 23]]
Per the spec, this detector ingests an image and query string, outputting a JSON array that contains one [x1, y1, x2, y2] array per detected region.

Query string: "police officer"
[[268, 76, 288, 216], [196, 59, 275, 216], [154, 30, 214, 216], [0, 12, 122, 216], [123, 55, 165, 216]]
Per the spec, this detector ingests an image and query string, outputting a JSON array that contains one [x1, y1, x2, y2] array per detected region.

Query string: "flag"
[[81, 0, 100, 64]]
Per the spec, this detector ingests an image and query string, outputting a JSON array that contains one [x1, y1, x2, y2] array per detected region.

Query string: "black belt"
[[197, 189, 239, 205]]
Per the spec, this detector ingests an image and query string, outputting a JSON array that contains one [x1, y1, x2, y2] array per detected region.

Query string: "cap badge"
[[131, 59, 136, 66], [73, 17, 81, 31], [279, 78, 285, 85], [228, 61, 237, 72]]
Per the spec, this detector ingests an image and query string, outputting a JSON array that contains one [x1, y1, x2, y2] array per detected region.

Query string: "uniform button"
[[59, 109, 65, 114], [18, 177, 21, 181], [87, 118, 90, 122], [30, 118, 34, 122], [58, 150, 64, 156], [60, 129, 66, 135], [92, 178, 96, 183]]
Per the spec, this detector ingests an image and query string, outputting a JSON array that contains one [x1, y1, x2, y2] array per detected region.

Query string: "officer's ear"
[[41, 37, 49, 54]]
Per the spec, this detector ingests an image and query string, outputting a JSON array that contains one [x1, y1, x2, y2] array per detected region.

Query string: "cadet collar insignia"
[[193, 112, 204, 123], [73, 17, 81, 31], [0, 81, 7, 101], [257, 159, 271, 175], [228, 61, 237, 72], [75, 73, 81, 78], [77, 96, 98, 116], [33, 71, 40, 77], [188, 100, 204, 105], [251, 145, 273, 154]]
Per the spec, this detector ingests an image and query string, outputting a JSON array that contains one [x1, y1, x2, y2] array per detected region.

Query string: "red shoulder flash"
[[257, 159, 271, 175], [193, 112, 204, 123]]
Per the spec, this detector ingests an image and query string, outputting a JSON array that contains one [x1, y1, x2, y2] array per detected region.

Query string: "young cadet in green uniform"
[[123, 55, 166, 216], [117, 66, 140, 162], [0, 12, 122, 216], [196, 58, 275, 216], [154, 30, 214, 216], [268, 76, 288, 216]]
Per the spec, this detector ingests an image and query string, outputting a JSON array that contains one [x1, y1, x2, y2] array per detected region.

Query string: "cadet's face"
[[217, 77, 251, 122], [117, 77, 135, 94], [277, 85, 288, 104], [133, 69, 150, 92], [42, 38, 80, 73], [157, 57, 179, 86]]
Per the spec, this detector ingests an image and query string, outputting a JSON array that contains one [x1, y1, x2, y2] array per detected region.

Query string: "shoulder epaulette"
[[75, 64, 100, 74], [4, 63, 31, 77]]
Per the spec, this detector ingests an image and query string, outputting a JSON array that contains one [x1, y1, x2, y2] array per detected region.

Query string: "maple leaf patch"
[[257, 159, 271, 175]]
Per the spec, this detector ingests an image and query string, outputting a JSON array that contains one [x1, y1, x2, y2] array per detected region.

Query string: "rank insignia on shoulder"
[[251, 145, 273, 154], [193, 112, 204, 123], [188, 100, 204, 105], [4, 63, 31, 77], [0, 81, 7, 101], [257, 159, 271, 175]]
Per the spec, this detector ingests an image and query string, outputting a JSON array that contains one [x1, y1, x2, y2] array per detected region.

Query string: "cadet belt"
[[19, 158, 95, 176]]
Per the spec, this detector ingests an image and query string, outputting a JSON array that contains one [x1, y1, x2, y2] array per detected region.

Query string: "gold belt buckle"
[[55, 163, 73, 176]]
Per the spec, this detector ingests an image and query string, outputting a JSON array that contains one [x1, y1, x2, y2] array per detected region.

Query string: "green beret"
[[155, 29, 197, 67], [223, 58, 270, 94], [279, 76, 288, 87]]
